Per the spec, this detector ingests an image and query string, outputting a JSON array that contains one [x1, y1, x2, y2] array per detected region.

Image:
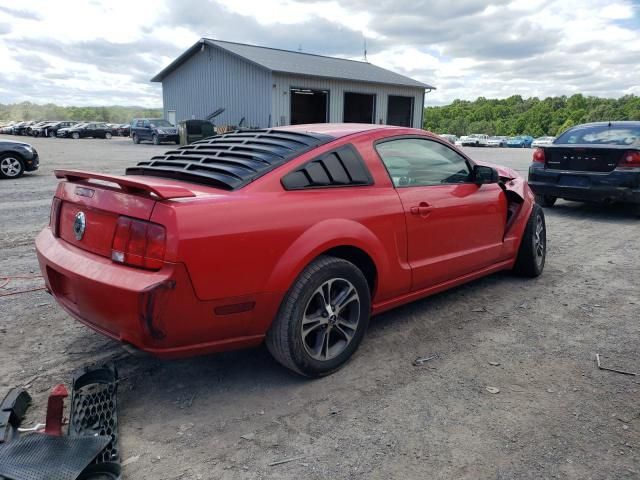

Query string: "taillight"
[[111, 217, 166, 270], [49, 197, 62, 237], [532, 148, 545, 164], [619, 151, 640, 168]]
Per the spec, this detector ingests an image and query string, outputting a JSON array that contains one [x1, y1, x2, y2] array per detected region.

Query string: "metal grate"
[[126, 129, 335, 190], [68, 365, 119, 468]]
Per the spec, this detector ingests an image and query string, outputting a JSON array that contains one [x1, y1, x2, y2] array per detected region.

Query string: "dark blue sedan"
[[528, 121, 640, 216]]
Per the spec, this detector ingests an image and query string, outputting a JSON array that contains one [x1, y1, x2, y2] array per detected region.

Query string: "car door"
[[375, 137, 507, 291], [141, 120, 152, 140]]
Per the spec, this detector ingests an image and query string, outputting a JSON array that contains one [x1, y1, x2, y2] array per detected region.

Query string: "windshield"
[[150, 119, 173, 128], [556, 124, 640, 146]]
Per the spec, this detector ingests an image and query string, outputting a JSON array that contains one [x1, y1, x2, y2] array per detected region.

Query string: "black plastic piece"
[[0, 388, 31, 443], [281, 144, 373, 190], [0, 434, 110, 480], [68, 365, 120, 479], [126, 128, 335, 190]]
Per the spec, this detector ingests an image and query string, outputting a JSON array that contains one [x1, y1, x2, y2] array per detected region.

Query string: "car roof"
[[271, 123, 413, 139]]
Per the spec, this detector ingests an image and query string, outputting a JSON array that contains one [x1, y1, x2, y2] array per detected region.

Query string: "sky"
[[0, 0, 639, 107]]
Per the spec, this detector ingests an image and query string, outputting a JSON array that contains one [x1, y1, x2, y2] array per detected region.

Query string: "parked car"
[[507, 136, 534, 148], [131, 118, 179, 145], [0, 138, 39, 179], [13, 121, 36, 136], [116, 124, 130, 137], [531, 136, 556, 148], [37, 124, 545, 376], [487, 136, 509, 147], [438, 134, 458, 145], [43, 121, 78, 138], [31, 121, 59, 137], [58, 122, 113, 139], [459, 134, 489, 146], [528, 121, 640, 216]]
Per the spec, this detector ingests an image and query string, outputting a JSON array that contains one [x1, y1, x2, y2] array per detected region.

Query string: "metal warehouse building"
[[151, 38, 434, 129]]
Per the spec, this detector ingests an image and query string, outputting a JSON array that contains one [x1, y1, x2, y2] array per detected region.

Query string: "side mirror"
[[473, 165, 499, 184]]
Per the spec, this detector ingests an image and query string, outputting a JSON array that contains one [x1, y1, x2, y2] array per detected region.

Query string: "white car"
[[487, 136, 509, 147], [532, 136, 556, 147], [459, 134, 489, 147]]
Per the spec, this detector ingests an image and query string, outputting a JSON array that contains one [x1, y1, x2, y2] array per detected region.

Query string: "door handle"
[[410, 202, 434, 217]]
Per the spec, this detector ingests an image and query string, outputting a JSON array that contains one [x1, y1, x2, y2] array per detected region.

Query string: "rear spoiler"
[[54, 170, 196, 200]]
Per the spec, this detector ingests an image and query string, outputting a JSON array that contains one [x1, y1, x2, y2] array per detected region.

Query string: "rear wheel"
[[0, 154, 25, 179], [535, 194, 556, 207], [266, 256, 371, 377], [132, 134, 140, 144], [514, 204, 546, 277], [72, 132, 80, 140], [105, 132, 112, 139], [152, 134, 160, 145], [48, 130, 56, 137]]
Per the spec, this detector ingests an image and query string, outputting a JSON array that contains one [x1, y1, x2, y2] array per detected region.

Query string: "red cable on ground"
[[0, 275, 46, 297]]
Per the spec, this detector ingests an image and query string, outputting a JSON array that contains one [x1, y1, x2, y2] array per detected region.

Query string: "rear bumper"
[[528, 164, 640, 204], [36, 228, 271, 358]]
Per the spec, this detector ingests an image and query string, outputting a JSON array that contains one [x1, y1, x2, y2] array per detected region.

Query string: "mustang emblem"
[[73, 211, 86, 240]]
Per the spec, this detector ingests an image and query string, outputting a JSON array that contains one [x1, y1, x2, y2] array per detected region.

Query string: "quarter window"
[[376, 138, 471, 187]]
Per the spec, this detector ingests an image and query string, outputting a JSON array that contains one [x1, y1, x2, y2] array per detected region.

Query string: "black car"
[[38, 121, 77, 137], [528, 121, 640, 216], [0, 139, 39, 179], [58, 122, 113, 139], [131, 118, 179, 145], [116, 123, 130, 136]]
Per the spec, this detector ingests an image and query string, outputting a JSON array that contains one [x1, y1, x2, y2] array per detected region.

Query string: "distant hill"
[[423, 94, 640, 137], [0, 102, 163, 124]]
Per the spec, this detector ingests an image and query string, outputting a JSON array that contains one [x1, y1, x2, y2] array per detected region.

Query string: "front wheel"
[[513, 204, 546, 277], [535, 194, 557, 207], [48, 130, 56, 137], [0, 154, 25, 179], [266, 256, 371, 377], [72, 132, 80, 140], [152, 134, 160, 145]]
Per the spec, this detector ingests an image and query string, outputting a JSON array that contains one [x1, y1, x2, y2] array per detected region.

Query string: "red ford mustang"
[[36, 124, 546, 376]]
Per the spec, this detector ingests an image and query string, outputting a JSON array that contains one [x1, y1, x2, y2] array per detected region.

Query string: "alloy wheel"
[[0, 157, 22, 177], [534, 213, 545, 265], [301, 278, 360, 361]]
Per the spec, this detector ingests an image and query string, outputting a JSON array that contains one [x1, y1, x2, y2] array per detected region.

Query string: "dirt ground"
[[1, 135, 639, 479]]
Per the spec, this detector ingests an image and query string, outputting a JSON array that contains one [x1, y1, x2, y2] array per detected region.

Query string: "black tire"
[[48, 130, 56, 137], [72, 132, 80, 140], [266, 255, 371, 377], [152, 134, 160, 145], [513, 204, 546, 277], [0, 153, 25, 179], [535, 194, 556, 207], [132, 134, 140, 144], [105, 132, 112, 139]]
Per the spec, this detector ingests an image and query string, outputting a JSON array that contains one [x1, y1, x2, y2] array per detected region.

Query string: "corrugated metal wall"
[[271, 73, 425, 128], [161, 44, 272, 127]]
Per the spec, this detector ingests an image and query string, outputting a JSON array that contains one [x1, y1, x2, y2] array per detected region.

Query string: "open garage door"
[[344, 92, 376, 123], [290, 88, 329, 125], [387, 95, 414, 127]]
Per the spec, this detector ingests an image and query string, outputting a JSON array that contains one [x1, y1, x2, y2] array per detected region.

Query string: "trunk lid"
[[53, 170, 198, 258], [543, 145, 626, 172]]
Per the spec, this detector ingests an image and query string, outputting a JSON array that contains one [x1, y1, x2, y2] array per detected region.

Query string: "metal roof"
[[152, 38, 434, 90]]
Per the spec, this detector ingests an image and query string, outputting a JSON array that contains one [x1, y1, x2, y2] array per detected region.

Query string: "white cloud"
[[0, 0, 638, 107]]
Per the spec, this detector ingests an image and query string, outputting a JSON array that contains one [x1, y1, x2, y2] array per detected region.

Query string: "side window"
[[376, 138, 471, 187], [143, 121, 150, 128], [281, 145, 373, 190], [136, 120, 144, 127]]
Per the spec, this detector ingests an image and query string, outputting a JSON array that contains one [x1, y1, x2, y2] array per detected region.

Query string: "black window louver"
[[125, 129, 334, 190]]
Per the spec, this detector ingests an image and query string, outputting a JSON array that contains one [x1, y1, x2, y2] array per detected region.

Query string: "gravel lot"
[[1, 135, 639, 479]]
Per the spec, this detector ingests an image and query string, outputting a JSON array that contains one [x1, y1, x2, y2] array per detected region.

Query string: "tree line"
[[0, 102, 163, 124], [423, 94, 640, 137]]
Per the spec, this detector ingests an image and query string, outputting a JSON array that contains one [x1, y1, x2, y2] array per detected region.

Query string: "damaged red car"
[[36, 124, 546, 376]]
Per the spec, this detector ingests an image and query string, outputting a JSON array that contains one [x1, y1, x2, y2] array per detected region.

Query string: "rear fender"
[[264, 219, 396, 300]]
